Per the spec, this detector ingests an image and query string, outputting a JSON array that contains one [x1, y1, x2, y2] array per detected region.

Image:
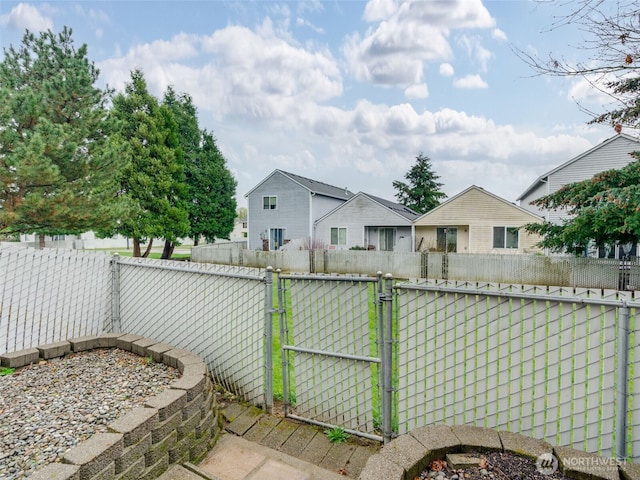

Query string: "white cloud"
[[439, 63, 454, 76], [453, 74, 488, 89], [405, 83, 428, 99], [457, 34, 492, 72], [0, 3, 53, 32], [343, 0, 495, 87], [492, 28, 507, 42]]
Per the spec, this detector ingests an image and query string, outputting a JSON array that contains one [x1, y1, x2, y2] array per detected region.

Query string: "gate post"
[[616, 304, 630, 460], [382, 273, 394, 444], [264, 266, 274, 414], [110, 254, 121, 333]]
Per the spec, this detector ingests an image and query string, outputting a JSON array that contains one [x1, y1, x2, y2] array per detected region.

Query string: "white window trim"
[[493, 226, 519, 249], [263, 195, 277, 210], [330, 227, 347, 246]]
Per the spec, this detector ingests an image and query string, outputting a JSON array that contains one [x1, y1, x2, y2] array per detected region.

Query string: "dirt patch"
[[417, 451, 574, 480]]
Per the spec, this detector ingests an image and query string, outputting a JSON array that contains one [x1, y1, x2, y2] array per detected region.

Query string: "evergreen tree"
[[109, 70, 189, 257], [393, 153, 446, 214], [163, 88, 237, 246], [0, 27, 123, 247]]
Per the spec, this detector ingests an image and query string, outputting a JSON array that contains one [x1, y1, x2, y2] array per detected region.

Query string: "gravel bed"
[[418, 452, 574, 480], [0, 348, 181, 479]]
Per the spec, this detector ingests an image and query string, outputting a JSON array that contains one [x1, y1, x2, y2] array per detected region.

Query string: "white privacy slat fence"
[[115, 257, 267, 406], [0, 247, 112, 354], [394, 280, 635, 460], [3, 244, 640, 461]]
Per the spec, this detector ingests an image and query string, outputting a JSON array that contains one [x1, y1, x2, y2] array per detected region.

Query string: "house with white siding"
[[314, 192, 420, 252], [517, 133, 640, 223], [414, 186, 544, 254], [245, 170, 354, 250]]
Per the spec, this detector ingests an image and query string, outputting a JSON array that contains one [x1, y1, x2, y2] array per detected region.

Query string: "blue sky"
[[0, 1, 621, 208]]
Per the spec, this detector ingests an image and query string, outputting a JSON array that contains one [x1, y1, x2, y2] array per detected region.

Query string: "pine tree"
[[393, 153, 446, 214], [0, 27, 123, 247], [109, 70, 189, 257]]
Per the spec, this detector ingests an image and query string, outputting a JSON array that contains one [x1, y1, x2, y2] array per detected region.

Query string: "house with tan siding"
[[414, 186, 544, 254]]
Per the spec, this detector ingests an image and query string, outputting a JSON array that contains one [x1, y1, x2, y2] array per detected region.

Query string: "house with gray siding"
[[314, 192, 420, 252], [518, 133, 640, 223], [245, 170, 354, 250]]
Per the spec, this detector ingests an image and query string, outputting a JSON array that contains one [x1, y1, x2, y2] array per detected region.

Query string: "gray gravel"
[[0, 348, 181, 479]]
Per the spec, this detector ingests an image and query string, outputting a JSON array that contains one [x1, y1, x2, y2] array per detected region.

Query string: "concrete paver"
[[199, 434, 349, 480]]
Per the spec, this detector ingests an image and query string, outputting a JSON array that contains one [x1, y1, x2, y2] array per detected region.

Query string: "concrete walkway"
[[159, 402, 380, 480]]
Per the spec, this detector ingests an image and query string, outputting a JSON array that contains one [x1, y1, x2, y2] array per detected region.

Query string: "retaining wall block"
[[151, 410, 182, 444], [554, 445, 619, 480], [450, 425, 502, 452], [69, 336, 100, 352], [140, 454, 169, 480], [61, 432, 123, 480], [145, 430, 177, 466], [171, 374, 206, 402], [114, 334, 143, 351], [27, 463, 80, 480], [0, 347, 39, 368], [37, 341, 71, 360], [379, 433, 430, 479], [145, 388, 187, 422], [108, 407, 159, 447], [498, 430, 552, 460], [146, 342, 174, 363], [162, 348, 193, 369], [130, 338, 161, 357], [178, 409, 202, 440], [114, 456, 145, 480], [94, 333, 123, 348], [358, 454, 405, 480], [114, 433, 152, 474], [410, 424, 460, 463], [620, 461, 640, 480], [170, 431, 196, 465]]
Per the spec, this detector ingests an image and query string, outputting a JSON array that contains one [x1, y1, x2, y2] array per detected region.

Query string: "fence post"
[[110, 254, 121, 333], [382, 273, 394, 444], [265, 266, 274, 414], [277, 270, 290, 417], [616, 303, 630, 460]]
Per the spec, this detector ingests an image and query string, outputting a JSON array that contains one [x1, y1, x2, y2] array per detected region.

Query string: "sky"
[[0, 0, 626, 208]]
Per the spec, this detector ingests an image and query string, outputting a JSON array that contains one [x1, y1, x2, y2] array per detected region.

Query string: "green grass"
[[0, 367, 15, 376]]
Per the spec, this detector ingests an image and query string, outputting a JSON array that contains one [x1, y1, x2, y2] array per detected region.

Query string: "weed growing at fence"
[[325, 426, 349, 444], [0, 367, 14, 376]]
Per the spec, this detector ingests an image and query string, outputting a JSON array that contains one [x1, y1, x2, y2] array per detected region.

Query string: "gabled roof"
[[315, 191, 420, 224], [417, 185, 543, 223], [245, 169, 354, 200], [517, 133, 640, 201]]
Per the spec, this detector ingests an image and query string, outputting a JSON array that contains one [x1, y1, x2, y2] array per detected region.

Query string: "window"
[[493, 227, 519, 249], [263, 196, 277, 210], [330, 227, 347, 246], [436, 227, 457, 252], [379, 228, 396, 251]]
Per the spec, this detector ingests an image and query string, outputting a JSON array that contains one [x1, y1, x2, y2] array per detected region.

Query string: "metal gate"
[[274, 271, 394, 443]]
